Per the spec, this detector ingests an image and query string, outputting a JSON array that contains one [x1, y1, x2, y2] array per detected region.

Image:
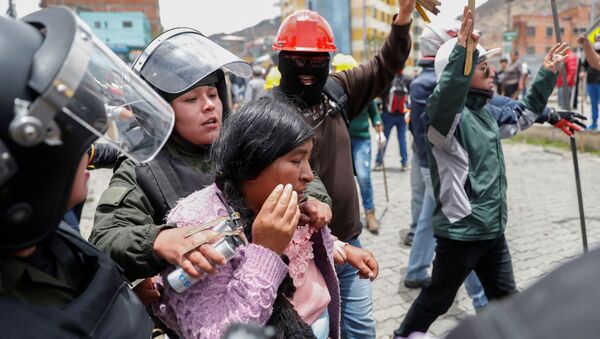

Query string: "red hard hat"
[[273, 10, 337, 52]]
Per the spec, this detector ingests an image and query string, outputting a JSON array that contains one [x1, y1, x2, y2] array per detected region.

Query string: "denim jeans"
[[395, 235, 517, 336], [587, 83, 600, 128], [464, 271, 489, 309], [376, 112, 408, 166], [351, 138, 375, 211], [408, 154, 424, 233], [335, 236, 376, 339], [404, 167, 436, 281]]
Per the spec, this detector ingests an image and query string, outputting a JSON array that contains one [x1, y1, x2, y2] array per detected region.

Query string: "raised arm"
[[330, 0, 414, 120]]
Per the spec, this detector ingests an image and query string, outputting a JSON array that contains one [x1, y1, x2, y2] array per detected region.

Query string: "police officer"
[[0, 7, 176, 337], [89, 28, 252, 302]]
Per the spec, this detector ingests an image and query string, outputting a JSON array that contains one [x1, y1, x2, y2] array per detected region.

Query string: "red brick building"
[[40, 0, 161, 35], [513, 6, 589, 57]]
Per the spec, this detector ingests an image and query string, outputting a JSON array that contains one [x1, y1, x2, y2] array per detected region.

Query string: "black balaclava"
[[278, 51, 330, 108]]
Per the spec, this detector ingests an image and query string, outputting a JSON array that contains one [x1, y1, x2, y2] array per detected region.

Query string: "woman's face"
[[67, 153, 90, 210], [170, 85, 223, 145], [243, 140, 314, 212]]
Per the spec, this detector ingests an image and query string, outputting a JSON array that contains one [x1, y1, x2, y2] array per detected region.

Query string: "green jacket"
[[89, 139, 214, 280], [90, 138, 331, 281], [426, 45, 557, 241], [348, 101, 381, 139]]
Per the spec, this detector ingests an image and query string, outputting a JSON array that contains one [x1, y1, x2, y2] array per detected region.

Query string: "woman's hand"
[[154, 228, 226, 278], [299, 199, 332, 231], [252, 184, 300, 255], [345, 245, 379, 281], [543, 42, 569, 72], [457, 7, 480, 48]]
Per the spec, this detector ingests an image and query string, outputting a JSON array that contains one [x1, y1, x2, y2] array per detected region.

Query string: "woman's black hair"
[[212, 95, 313, 230], [211, 96, 316, 338]]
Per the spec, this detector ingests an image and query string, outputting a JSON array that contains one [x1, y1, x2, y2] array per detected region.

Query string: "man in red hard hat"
[[271, 1, 415, 337]]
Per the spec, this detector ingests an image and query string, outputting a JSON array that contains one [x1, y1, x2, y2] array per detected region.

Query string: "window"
[[123, 21, 132, 28], [94, 21, 101, 28], [526, 46, 535, 55], [525, 26, 535, 36], [546, 27, 552, 37]]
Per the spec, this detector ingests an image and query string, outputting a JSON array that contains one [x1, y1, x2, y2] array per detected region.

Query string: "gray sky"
[[2, 0, 488, 36]]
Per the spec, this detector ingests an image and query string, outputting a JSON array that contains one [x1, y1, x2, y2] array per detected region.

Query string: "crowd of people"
[[0, 1, 596, 338]]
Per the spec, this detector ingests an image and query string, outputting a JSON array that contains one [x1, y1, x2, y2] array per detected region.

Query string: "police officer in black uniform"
[[0, 7, 176, 338]]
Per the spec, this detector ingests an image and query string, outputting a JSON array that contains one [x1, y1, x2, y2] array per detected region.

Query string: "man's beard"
[[278, 51, 330, 108]]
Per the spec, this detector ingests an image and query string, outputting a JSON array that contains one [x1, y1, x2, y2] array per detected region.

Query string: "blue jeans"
[[409, 154, 425, 233], [587, 83, 600, 128], [405, 168, 488, 308], [351, 138, 375, 211], [464, 271, 489, 309], [405, 167, 436, 281], [376, 112, 408, 166], [336, 236, 376, 339]]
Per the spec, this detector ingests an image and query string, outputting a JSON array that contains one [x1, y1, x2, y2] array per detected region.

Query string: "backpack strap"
[[323, 77, 350, 126]]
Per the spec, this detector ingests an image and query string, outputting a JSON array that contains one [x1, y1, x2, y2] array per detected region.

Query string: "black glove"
[[546, 108, 587, 136]]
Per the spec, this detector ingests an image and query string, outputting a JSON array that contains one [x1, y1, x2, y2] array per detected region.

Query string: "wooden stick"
[[416, 3, 431, 23], [464, 0, 476, 76]]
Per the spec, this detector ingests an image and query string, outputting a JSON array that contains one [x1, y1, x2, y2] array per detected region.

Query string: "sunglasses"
[[282, 54, 330, 68], [476, 64, 493, 78]]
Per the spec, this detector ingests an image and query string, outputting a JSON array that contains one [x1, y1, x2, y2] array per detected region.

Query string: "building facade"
[[40, 0, 161, 36], [79, 11, 152, 61], [513, 6, 589, 57]]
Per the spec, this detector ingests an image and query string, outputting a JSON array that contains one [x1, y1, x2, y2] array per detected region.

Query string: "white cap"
[[434, 37, 501, 81]]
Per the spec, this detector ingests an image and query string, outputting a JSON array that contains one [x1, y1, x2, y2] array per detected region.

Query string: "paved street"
[[79, 132, 600, 338]]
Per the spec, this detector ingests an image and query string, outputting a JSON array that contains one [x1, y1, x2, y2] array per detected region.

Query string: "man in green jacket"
[[394, 9, 569, 336]]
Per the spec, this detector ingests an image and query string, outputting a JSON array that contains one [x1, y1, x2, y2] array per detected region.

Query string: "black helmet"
[[0, 7, 174, 251], [132, 28, 253, 113]]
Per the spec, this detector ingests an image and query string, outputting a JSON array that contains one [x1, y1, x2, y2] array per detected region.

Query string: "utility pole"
[[6, 0, 16, 18]]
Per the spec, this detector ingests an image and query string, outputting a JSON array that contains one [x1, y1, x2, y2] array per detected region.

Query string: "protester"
[[375, 70, 410, 172], [393, 8, 574, 337], [580, 35, 600, 131], [556, 47, 578, 110], [0, 7, 178, 336], [333, 54, 384, 234], [89, 28, 252, 336], [402, 20, 488, 314], [271, 3, 414, 336], [244, 65, 267, 104], [153, 97, 378, 339], [502, 50, 523, 99], [495, 57, 508, 94]]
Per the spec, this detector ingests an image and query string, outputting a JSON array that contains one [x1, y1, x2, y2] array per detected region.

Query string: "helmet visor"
[[62, 33, 174, 163], [139, 31, 252, 94]]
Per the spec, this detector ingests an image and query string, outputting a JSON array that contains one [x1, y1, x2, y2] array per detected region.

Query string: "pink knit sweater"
[[152, 184, 341, 339]]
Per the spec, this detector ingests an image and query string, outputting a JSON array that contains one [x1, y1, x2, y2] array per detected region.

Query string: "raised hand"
[[395, 0, 416, 25], [457, 7, 480, 48], [252, 184, 300, 255], [543, 42, 569, 72]]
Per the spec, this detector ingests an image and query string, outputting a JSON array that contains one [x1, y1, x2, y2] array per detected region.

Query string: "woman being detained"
[[153, 96, 352, 339]]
